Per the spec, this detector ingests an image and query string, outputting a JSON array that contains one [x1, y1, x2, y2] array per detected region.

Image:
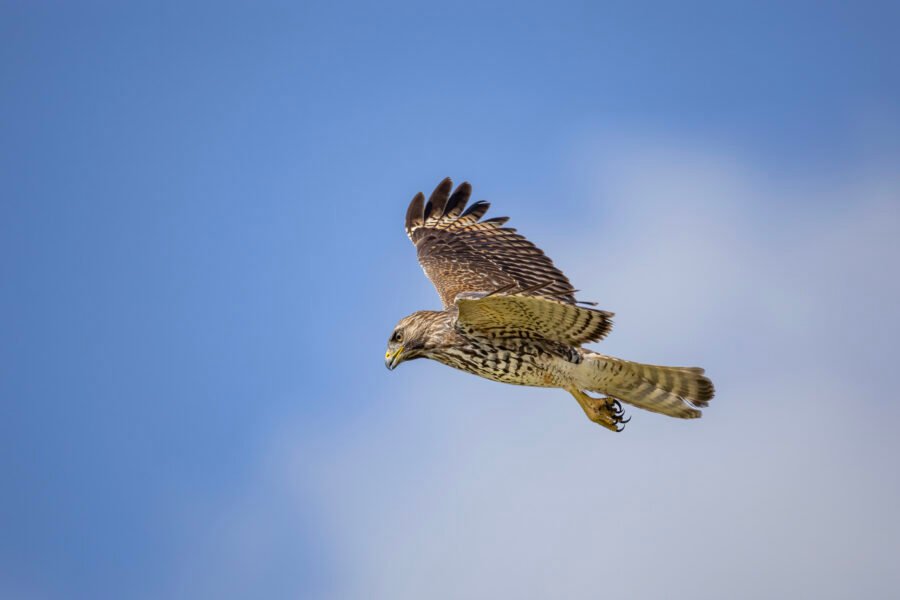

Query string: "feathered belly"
[[432, 337, 580, 388]]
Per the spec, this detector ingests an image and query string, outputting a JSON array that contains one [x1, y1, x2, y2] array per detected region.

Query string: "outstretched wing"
[[406, 177, 580, 308], [456, 293, 614, 345]]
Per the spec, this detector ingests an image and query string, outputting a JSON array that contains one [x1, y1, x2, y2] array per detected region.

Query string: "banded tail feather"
[[577, 352, 715, 419]]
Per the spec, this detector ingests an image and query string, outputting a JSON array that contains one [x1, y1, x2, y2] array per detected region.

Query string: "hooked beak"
[[384, 346, 404, 370]]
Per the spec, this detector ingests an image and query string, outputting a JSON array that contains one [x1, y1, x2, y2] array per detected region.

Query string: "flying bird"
[[385, 178, 715, 431]]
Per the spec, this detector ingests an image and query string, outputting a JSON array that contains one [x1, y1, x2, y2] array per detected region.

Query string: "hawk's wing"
[[455, 293, 614, 345], [406, 178, 580, 308]]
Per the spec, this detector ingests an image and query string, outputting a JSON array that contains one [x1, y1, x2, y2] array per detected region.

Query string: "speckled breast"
[[433, 335, 581, 388]]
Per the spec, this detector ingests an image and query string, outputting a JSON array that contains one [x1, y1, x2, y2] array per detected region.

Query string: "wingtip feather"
[[424, 177, 453, 223], [405, 192, 425, 236], [443, 182, 472, 219]]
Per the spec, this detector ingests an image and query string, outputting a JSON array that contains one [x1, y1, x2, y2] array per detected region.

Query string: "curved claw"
[[573, 390, 632, 433], [609, 398, 630, 432]]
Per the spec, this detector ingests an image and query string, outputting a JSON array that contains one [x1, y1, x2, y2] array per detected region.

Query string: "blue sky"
[[3, 2, 899, 598]]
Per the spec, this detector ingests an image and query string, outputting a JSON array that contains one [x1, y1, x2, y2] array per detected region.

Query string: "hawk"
[[385, 178, 715, 431]]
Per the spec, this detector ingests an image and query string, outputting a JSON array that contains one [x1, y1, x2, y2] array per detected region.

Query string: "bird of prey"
[[385, 178, 715, 431]]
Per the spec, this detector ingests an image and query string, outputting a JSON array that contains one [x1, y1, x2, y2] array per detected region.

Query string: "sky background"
[[3, 1, 900, 598]]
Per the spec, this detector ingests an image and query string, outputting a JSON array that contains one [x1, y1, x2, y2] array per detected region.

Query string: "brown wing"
[[455, 293, 614, 345], [406, 177, 580, 308]]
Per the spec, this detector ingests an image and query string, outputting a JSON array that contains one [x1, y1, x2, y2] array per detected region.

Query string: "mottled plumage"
[[386, 178, 715, 431]]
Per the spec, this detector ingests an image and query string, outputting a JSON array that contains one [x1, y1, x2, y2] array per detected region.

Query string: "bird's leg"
[[569, 389, 630, 432]]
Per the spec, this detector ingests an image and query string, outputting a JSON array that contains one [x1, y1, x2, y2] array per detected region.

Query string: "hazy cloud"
[[175, 138, 900, 599]]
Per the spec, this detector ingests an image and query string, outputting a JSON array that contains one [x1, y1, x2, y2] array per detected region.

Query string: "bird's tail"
[[575, 352, 715, 419]]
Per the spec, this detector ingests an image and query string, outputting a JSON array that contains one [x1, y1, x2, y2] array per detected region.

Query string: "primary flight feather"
[[385, 177, 715, 431]]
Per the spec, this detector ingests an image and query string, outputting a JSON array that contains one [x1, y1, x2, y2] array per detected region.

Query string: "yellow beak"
[[385, 346, 404, 370]]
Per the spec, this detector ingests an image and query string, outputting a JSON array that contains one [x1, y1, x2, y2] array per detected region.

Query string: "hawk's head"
[[384, 310, 448, 370]]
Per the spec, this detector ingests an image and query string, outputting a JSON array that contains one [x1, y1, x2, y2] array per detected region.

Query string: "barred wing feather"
[[406, 178, 579, 308], [455, 294, 614, 346]]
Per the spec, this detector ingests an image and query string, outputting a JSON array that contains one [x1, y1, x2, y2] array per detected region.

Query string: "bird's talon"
[[573, 391, 631, 433]]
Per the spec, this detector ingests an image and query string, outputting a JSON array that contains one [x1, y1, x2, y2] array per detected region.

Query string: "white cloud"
[[171, 138, 900, 599]]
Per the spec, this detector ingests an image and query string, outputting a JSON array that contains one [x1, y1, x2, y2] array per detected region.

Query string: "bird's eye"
[[393, 331, 403, 343]]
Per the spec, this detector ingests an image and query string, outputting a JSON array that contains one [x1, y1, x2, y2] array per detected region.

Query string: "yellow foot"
[[569, 389, 631, 432]]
